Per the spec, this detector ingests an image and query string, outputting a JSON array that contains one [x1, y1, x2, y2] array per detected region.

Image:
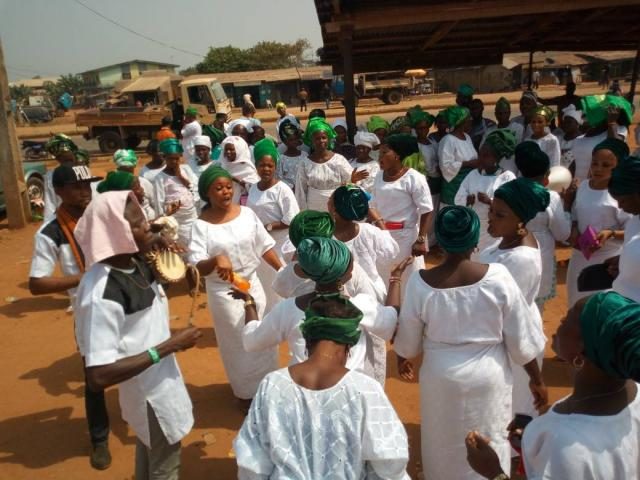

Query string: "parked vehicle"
[[76, 73, 232, 153], [0, 161, 47, 215], [21, 106, 53, 124], [333, 70, 415, 105], [22, 140, 49, 161]]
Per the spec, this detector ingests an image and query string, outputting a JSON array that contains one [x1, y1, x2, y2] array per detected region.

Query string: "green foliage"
[[9, 84, 31, 104], [193, 39, 313, 73]]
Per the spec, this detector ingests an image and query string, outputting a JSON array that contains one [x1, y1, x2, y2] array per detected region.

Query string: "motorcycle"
[[22, 140, 49, 160]]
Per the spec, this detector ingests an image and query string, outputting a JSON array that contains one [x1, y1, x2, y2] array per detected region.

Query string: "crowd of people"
[[27, 82, 640, 479]]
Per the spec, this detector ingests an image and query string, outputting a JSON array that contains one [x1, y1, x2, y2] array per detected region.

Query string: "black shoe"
[[90, 441, 112, 470]]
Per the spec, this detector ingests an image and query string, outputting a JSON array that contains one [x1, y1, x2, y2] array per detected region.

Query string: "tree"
[[192, 39, 313, 73], [9, 84, 31, 105]]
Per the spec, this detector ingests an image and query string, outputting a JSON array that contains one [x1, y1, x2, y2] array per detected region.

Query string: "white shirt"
[[246, 181, 299, 231], [572, 182, 631, 244], [153, 165, 199, 214], [139, 164, 165, 184], [43, 170, 61, 221], [75, 262, 193, 447], [349, 158, 380, 193], [559, 134, 583, 169], [437, 133, 477, 182], [138, 176, 156, 220], [572, 126, 628, 181], [523, 389, 640, 479], [613, 215, 640, 302], [242, 293, 397, 373], [234, 368, 410, 480], [180, 120, 202, 157], [186, 157, 212, 178], [370, 168, 433, 228], [525, 134, 561, 168], [418, 142, 439, 179], [277, 151, 307, 190], [295, 154, 353, 210]]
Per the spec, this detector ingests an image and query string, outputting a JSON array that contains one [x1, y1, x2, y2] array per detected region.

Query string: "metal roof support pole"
[[527, 51, 534, 90], [628, 40, 640, 104], [339, 26, 356, 142]]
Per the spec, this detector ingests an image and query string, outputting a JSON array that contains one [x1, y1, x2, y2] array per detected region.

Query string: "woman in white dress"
[[466, 291, 640, 480], [187, 135, 213, 178], [524, 106, 561, 168], [295, 118, 365, 211], [514, 142, 571, 312], [153, 139, 199, 246], [394, 206, 547, 480], [454, 129, 517, 258], [438, 105, 479, 206], [276, 120, 307, 191], [371, 133, 433, 288], [479, 177, 550, 418], [237, 237, 410, 386], [565, 138, 632, 308], [558, 104, 584, 171], [349, 132, 380, 194], [234, 294, 410, 479], [246, 139, 299, 313], [219, 136, 260, 204], [189, 166, 283, 408]]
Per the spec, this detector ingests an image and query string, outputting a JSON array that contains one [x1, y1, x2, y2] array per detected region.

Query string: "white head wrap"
[[562, 104, 583, 125], [331, 118, 348, 131], [354, 131, 380, 150], [194, 135, 212, 149], [225, 118, 254, 136], [219, 136, 260, 184]]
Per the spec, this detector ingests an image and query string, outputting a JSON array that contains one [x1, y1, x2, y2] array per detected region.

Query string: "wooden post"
[[527, 51, 534, 90], [340, 26, 356, 142], [0, 38, 29, 228], [628, 41, 640, 104]]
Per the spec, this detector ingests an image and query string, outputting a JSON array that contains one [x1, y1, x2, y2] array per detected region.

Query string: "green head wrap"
[[581, 94, 634, 127], [159, 138, 183, 154], [580, 291, 640, 380], [197, 165, 232, 202], [96, 170, 135, 193], [288, 210, 335, 248], [494, 177, 550, 224], [303, 118, 336, 147], [113, 149, 138, 168], [333, 185, 370, 221], [185, 106, 198, 117], [367, 116, 390, 133], [389, 116, 411, 134], [442, 105, 470, 129], [385, 133, 419, 160], [533, 105, 555, 122], [495, 97, 511, 110], [300, 293, 363, 347], [297, 237, 352, 285], [609, 155, 640, 196], [253, 138, 279, 166], [407, 106, 435, 128], [45, 133, 78, 156], [435, 206, 480, 253], [483, 129, 517, 160], [202, 124, 226, 146], [457, 84, 474, 97], [515, 141, 550, 178], [593, 137, 630, 164]]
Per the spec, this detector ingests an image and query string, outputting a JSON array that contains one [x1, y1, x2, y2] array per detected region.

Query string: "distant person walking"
[[532, 70, 541, 90], [322, 83, 332, 109], [298, 87, 308, 112], [242, 92, 254, 108]]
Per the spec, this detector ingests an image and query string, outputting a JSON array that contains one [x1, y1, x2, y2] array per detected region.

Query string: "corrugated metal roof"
[[187, 66, 333, 85]]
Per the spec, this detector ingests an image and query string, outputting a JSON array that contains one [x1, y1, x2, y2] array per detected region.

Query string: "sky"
[[0, 0, 324, 81]]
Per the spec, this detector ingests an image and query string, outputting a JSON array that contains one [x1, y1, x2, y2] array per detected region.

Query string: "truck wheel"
[[27, 175, 45, 215], [385, 90, 403, 105], [125, 135, 141, 149], [98, 132, 123, 153]]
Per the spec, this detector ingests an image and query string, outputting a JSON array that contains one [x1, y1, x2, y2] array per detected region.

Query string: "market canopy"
[[314, 0, 640, 73]]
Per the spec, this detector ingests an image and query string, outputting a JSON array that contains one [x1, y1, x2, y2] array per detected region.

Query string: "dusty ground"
[[0, 83, 635, 479]]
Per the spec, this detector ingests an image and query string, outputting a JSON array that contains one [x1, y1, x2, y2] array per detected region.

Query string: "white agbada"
[[525, 135, 561, 168], [234, 368, 411, 480], [242, 293, 397, 382], [246, 181, 299, 313], [613, 215, 640, 302], [276, 151, 307, 190], [523, 390, 640, 480], [337, 223, 399, 303], [75, 263, 193, 447], [567, 182, 631, 307], [189, 208, 278, 399], [526, 190, 571, 304], [371, 168, 433, 288], [220, 136, 261, 204], [478, 243, 546, 417], [295, 153, 352, 211], [180, 120, 202, 157], [572, 126, 628, 182], [153, 165, 198, 247], [394, 264, 545, 480], [454, 168, 516, 258]]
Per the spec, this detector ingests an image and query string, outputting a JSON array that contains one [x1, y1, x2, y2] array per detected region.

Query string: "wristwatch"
[[266, 223, 273, 232], [416, 235, 426, 244]]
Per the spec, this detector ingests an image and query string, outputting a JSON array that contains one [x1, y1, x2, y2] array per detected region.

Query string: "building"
[[8, 76, 61, 91], [79, 59, 179, 88], [433, 64, 512, 94]]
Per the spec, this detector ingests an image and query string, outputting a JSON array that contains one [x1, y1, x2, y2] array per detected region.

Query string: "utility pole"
[[0, 37, 30, 228]]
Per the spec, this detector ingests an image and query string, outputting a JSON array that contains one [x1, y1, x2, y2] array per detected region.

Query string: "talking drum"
[[146, 250, 187, 283], [547, 166, 572, 192]]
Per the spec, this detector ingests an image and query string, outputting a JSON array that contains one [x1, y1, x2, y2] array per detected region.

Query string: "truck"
[[333, 70, 417, 105], [75, 72, 231, 153]]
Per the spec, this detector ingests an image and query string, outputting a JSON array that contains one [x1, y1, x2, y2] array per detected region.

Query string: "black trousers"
[[84, 372, 110, 445]]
